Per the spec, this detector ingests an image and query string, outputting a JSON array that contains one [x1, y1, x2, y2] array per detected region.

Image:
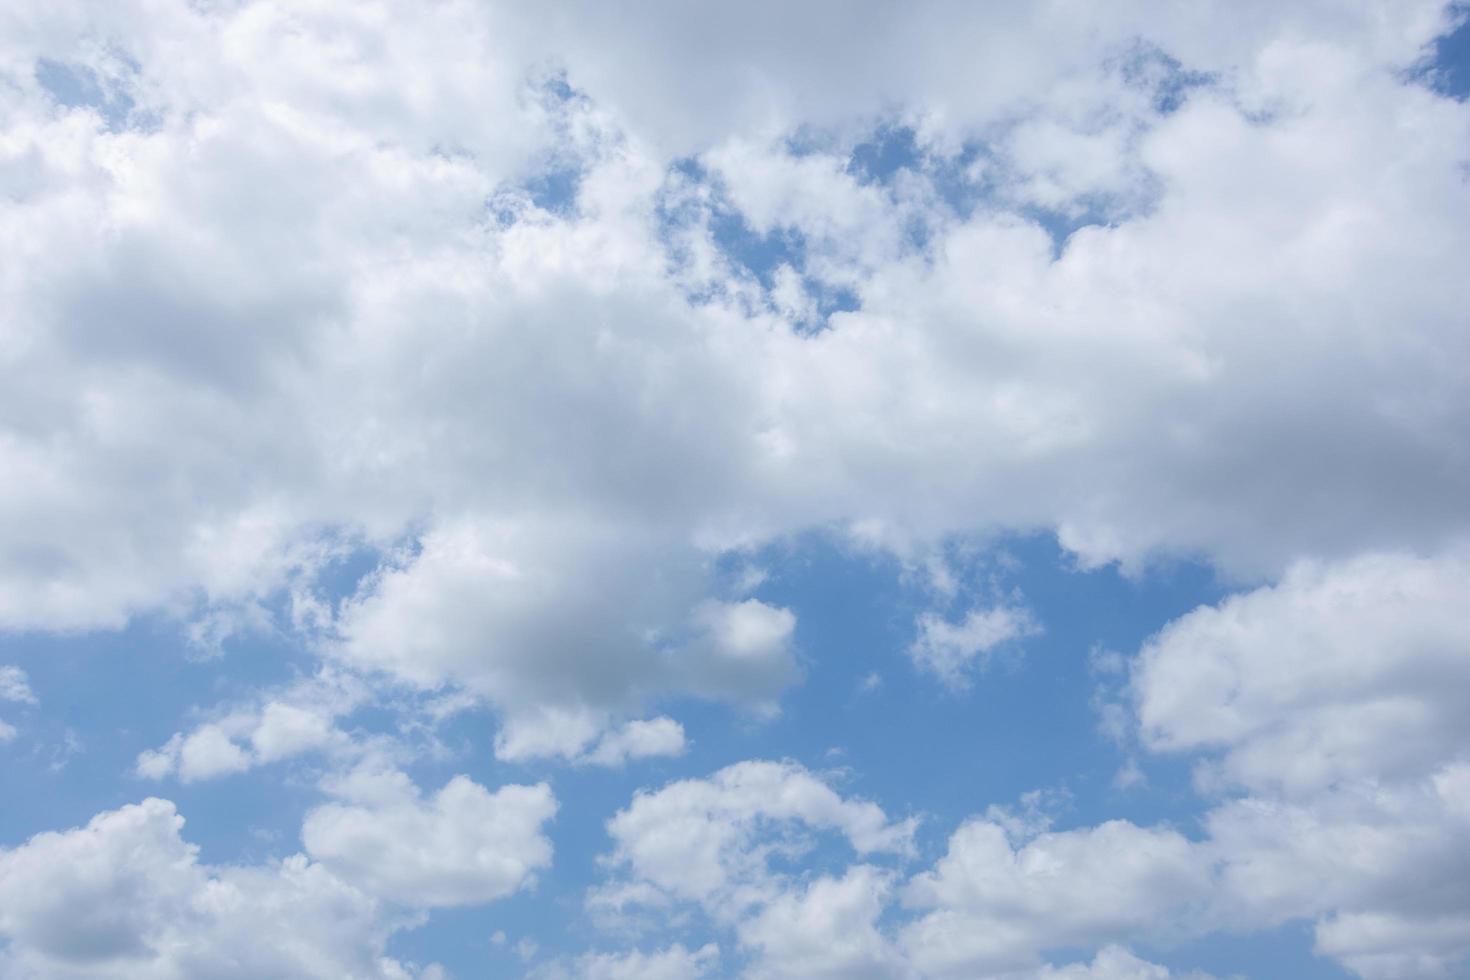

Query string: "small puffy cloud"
[[909, 603, 1041, 687], [137, 726, 252, 782], [174, 725, 249, 781], [600, 760, 915, 918], [678, 599, 800, 708], [0, 798, 436, 979], [301, 765, 556, 908], [582, 716, 688, 768], [135, 670, 363, 782], [0, 666, 36, 704], [251, 701, 340, 764]]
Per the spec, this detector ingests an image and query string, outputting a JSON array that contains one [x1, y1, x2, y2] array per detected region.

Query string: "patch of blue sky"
[[1115, 40, 1216, 115], [656, 156, 857, 330], [1423, 3, 1470, 98], [1167, 922, 1356, 980], [490, 74, 592, 219], [34, 57, 138, 131]]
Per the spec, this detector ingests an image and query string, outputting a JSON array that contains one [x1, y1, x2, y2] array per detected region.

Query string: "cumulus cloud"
[[4, 1, 1470, 975], [738, 865, 907, 979], [1, 0, 1468, 760], [0, 798, 439, 979], [582, 716, 688, 768], [592, 761, 918, 976], [902, 819, 1211, 977], [592, 761, 912, 935], [331, 518, 799, 758], [301, 764, 556, 908], [1134, 550, 1470, 796], [135, 670, 364, 782], [1126, 549, 1470, 977]]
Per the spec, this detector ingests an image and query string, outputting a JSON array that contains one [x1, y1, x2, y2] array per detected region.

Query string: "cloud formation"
[[2, 0, 1469, 975]]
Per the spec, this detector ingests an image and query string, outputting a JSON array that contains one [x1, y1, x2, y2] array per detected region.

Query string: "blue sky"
[[2, 4, 1470, 980]]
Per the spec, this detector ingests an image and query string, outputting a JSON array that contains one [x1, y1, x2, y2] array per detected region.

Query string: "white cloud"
[[135, 670, 363, 782], [586, 763, 1230, 979], [599, 760, 914, 920], [2, 0, 1469, 763], [582, 716, 688, 768], [738, 865, 907, 980], [251, 700, 341, 764], [173, 725, 250, 781], [0, 0, 1464, 675], [1134, 550, 1470, 797], [901, 819, 1211, 977], [0, 666, 34, 744], [301, 764, 556, 908], [5, 5, 1470, 974], [0, 798, 438, 979], [909, 603, 1040, 687], [1129, 549, 1470, 977], [0, 666, 35, 704], [332, 518, 799, 758], [1022, 946, 1216, 980], [530, 943, 720, 980], [1203, 768, 1470, 978]]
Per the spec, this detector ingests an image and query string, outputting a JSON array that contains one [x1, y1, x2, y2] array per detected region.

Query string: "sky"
[[1, 3, 1469, 979]]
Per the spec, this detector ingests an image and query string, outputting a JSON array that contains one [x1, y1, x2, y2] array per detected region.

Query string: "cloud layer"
[[2, 0, 1468, 976]]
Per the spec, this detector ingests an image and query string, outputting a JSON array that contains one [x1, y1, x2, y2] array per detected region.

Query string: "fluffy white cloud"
[[5, 4, 1470, 974], [1135, 550, 1470, 796], [0, 798, 439, 979], [599, 760, 915, 920], [1, 0, 1466, 734], [738, 865, 907, 980], [331, 518, 800, 758], [585, 763, 1231, 979], [136, 670, 364, 782], [1206, 776, 1470, 977], [582, 716, 688, 768], [301, 764, 556, 908], [1130, 549, 1470, 977], [902, 819, 1211, 977]]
